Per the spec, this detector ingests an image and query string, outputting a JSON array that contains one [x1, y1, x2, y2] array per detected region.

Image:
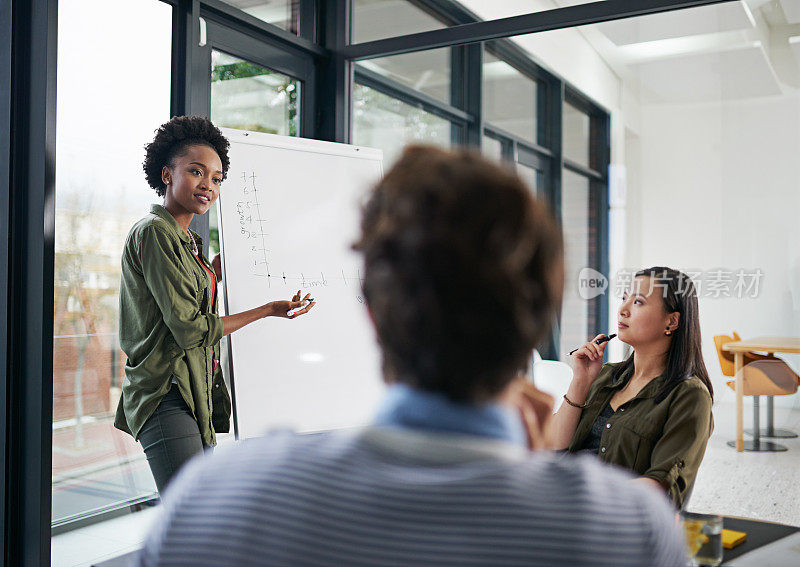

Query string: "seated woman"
[[549, 267, 714, 508]]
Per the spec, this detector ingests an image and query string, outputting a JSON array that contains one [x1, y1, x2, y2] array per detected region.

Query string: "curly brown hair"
[[354, 146, 564, 402], [143, 116, 230, 196]]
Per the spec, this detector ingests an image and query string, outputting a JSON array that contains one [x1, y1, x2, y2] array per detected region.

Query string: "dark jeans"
[[139, 387, 210, 493]]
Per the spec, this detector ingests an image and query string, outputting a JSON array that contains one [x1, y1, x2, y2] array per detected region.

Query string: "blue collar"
[[373, 383, 526, 446]]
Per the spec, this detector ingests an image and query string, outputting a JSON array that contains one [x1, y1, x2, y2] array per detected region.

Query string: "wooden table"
[[722, 337, 800, 452]]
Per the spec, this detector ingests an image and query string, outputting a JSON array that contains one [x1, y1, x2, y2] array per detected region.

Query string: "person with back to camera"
[[137, 146, 686, 567], [549, 266, 714, 508], [114, 116, 315, 493]]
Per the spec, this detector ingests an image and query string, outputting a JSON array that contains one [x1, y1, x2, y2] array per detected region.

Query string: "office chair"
[[714, 334, 799, 451]]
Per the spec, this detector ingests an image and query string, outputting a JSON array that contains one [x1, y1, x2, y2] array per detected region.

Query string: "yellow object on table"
[[722, 528, 747, 549]]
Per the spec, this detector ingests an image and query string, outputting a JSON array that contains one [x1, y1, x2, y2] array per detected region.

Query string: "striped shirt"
[[139, 426, 686, 566]]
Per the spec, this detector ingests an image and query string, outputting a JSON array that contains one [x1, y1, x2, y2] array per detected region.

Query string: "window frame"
[[3, 0, 59, 563], [562, 86, 611, 353], [187, 4, 321, 252]]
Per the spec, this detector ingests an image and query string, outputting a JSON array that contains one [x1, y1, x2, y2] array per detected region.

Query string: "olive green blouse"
[[114, 204, 226, 447], [567, 362, 713, 508]]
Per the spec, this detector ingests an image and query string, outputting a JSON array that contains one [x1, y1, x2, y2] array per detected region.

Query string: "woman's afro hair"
[[143, 116, 230, 196]]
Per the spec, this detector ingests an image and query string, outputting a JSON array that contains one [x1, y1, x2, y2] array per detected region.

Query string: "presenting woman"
[[114, 116, 315, 492], [549, 266, 713, 508]]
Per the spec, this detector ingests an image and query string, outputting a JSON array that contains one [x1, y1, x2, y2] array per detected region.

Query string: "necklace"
[[187, 230, 198, 256]]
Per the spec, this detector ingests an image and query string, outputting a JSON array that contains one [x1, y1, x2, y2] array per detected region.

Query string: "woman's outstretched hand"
[[571, 334, 609, 386], [222, 292, 316, 336], [268, 290, 316, 319]]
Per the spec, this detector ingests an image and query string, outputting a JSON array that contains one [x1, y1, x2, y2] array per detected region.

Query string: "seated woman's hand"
[[571, 334, 609, 386], [503, 377, 555, 451]]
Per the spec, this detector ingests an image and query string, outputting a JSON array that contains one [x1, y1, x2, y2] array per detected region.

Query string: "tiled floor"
[[687, 393, 800, 526], [52, 393, 800, 566]]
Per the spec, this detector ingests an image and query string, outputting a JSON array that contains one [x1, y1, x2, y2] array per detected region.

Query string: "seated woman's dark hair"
[[143, 115, 230, 196], [613, 266, 714, 403], [354, 145, 564, 403]]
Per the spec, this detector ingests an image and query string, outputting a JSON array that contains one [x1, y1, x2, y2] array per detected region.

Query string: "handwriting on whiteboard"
[[232, 170, 364, 301]]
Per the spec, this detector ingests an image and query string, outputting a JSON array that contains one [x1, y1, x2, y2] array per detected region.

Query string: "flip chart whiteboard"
[[217, 129, 384, 438]]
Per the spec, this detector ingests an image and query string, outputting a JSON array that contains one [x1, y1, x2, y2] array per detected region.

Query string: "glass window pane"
[[559, 170, 592, 361], [483, 51, 537, 144], [217, 1, 300, 34], [356, 48, 451, 104], [209, 50, 301, 353], [211, 51, 300, 136], [563, 102, 590, 167], [516, 162, 541, 194], [353, 83, 451, 167], [354, 0, 446, 43], [53, 0, 170, 525], [482, 135, 503, 162]]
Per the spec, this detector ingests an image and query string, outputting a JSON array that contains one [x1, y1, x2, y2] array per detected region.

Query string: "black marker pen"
[[568, 333, 616, 356]]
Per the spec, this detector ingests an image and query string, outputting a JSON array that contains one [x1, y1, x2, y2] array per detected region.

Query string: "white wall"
[[630, 95, 800, 398]]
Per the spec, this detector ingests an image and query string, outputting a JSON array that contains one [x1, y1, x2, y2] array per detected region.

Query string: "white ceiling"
[[779, 0, 800, 24], [631, 43, 783, 103], [595, 2, 755, 46], [458, 0, 800, 104]]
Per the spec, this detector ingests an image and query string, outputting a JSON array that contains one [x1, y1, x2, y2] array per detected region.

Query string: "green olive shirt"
[[114, 204, 224, 447], [567, 362, 713, 508]]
